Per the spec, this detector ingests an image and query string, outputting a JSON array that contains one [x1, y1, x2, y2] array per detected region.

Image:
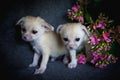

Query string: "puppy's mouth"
[[67, 46, 77, 50], [69, 46, 74, 50], [22, 36, 33, 42]]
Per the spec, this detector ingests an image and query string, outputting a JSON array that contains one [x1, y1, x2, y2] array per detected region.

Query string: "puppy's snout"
[[23, 36, 27, 40], [68, 43, 75, 49], [69, 46, 74, 49], [22, 34, 31, 41], [23, 35, 29, 41]]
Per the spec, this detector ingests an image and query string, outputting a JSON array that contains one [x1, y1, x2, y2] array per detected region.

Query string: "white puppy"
[[57, 23, 91, 69], [16, 16, 67, 74]]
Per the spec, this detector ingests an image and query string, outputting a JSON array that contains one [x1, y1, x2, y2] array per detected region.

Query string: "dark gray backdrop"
[[0, 0, 120, 80]]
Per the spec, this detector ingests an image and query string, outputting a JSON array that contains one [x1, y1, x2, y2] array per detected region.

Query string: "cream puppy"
[[57, 23, 91, 69], [16, 16, 67, 74]]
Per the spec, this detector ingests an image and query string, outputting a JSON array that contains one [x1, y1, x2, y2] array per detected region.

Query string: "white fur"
[[16, 16, 67, 74], [68, 50, 77, 68], [57, 23, 91, 68]]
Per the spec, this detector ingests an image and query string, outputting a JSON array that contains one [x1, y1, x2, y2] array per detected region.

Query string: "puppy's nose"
[[69, 44, 74, 49], [69, 46, 74, 49], [23, 36, 27, 40]]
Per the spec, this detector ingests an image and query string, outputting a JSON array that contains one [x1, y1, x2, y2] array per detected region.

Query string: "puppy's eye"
[[75, 38, 80, 41], [63, 38, 69, 41], [21, 28, 26, 32], [32, 30, 38, 34]]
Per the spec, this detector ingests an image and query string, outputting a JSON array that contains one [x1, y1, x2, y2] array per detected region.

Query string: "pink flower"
[[71, 14, 76, 18], [99, 64, 107, 68], [93, 22, 105, 30], [93, 25, 97, 30], [105, 46, 111, 51], [78, 55, 86, 64], [97, 48, 103, 52], [90, 35, 99, 45], [90, 52, 99, 64], [67, 11, 71, 16], [99, 36, 104, 41], [97, 22, 105, 29], [71, 5, 80, 12], [75, 16, 84, 22], [100, 54, 107, 60], [107, 54, 112, 61], [91, 58, 99, 64], [78, 16, 84, 22], [91, 59, 96, 64], [103, 32, 111, 42]]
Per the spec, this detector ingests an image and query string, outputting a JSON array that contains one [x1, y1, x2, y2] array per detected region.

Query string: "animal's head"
[[57, 23, 90, 50], [16, 16, 54, 42]]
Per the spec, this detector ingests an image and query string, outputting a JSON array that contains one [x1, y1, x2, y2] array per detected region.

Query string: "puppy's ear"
[[36, 17, 54, 31], [56, 24, 63, 34], [42, 22, 54, 31], [16, 17, 25, 25], [80, 24, 91, 37]]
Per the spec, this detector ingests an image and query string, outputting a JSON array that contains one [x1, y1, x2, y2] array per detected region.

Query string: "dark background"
[[0, 0, 120, 80]]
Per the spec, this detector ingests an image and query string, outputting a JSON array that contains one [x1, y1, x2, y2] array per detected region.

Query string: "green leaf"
[[109, 43, 116, 53], [85, 12, 92, 23]]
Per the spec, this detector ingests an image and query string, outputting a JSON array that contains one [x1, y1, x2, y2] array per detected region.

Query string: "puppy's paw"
[[68, 61, 77, 69], [34, 67, 46, 74], [63, 57, 69, 64], [29, 63, 37, 67]]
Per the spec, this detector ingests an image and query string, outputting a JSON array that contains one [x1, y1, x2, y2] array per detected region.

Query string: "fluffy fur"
[[16, 16, 67, 74], [57, 23, 91, 68]]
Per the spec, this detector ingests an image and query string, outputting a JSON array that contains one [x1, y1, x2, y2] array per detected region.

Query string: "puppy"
[[16, 16, 67, 74], [57, 23, 91, 69]]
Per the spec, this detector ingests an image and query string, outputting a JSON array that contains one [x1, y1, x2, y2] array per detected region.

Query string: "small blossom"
[[103, 32, 111, 42], [90, 52, 99, 64], [107, 54, 112, 61], [78, 54, 86, 64], [91, 59, 96, 64], [97, 48, 103, 52], [97, 22, 105, 29], [78, 16, 84, 22], [67, 11, 71, 15], [99, 36, 104, 41], [91, 52, 99, 58], [93, 25, 97, 30], [90, 35, 99, 45], [75, 16, 84, 22], [100, 54, 107, 60], [105, 46, 111, 51], [71, 5, 80, 12], [99, 64, 107, 68]]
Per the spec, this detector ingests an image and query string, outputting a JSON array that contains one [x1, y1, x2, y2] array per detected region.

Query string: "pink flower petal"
[[90, 35, 99, 45], [72, 6, 79, 12], [103, 32, 111, 42], [97, 22, 105, 29], [78, 55, 86, 64]]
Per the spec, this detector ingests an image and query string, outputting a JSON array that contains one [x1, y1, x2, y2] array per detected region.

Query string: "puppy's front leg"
[[29, 53, 40, 67], [68, 50, 77, 68], [34, 53, 49, 74]]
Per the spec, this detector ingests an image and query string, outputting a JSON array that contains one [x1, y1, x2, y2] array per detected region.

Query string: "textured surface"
[[0, 0, 120, 80]]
